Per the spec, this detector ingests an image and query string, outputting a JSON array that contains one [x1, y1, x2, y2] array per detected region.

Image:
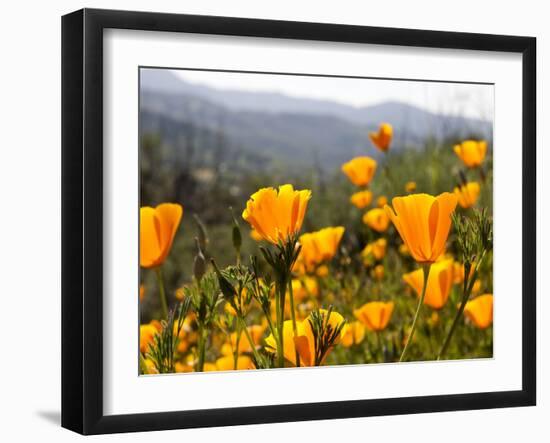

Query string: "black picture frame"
[[61, 8, 536, 435]]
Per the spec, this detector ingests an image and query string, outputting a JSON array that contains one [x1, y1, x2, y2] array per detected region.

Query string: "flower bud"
[[211, 259, 237, 304]]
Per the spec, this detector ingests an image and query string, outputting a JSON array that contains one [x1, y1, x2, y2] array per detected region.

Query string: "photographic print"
[[138, 67, 494, 375]]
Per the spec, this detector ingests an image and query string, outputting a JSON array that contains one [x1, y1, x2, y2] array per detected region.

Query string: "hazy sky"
[[174, 70, 493, 121]]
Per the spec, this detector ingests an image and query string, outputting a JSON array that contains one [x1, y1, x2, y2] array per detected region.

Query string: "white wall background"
[[0, 0, 545, 441]]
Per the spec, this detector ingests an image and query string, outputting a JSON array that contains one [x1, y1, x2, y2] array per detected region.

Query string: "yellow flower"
[[235, 325, 265, 352], [265, 321, 297, 364], [341, 321, 366, 347], [175, 315, 197, 353], [224, 302, 238, 317], [298, 226, 345, 271], [453, 140, 488, 168], [454, 182, 481, 208], [399, 243, 410, 256], [295, 309, 345, 366], [436, 252, 452, 262], [384, 193, 457, 263], [471, 279, 482, 295], [139, 321, 161, 353], [172, 320, 191, 353], [341, 156, 377, 187], [175, 286, 186, 301], [292, 260, 307, 276], [453, 261, 476, 285], [353, 301, 394, 331], [376, 195, 388, 208], [265, 309, 345, 366], [453, 262, 463, 284], [464, 294, 493, 329], [202, 362, 218, 372], [316, 265, 329, 277], [361, 238, 387, 263], [290, 277, 319, 302], [174, 361, 193, 373], [221, 324, 266, 355], [215, 355, 255, 371], [372, 264, 385, 281], [363, 208, 390, 232], [142, 358, 159, 374], [405, 181, 417, 193], [350, 190, 373, 209], [140, 203, 183, 268], [369, 122, 393, 152], [403, 259, 454, 309], [242, 184, 311, 244]]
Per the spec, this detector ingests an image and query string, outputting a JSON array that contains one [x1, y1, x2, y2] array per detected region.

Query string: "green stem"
[[438, 253, 486, 359], [353, 266, 367, 300], [479, 166, 487, 183], [235, 249, 241, 266], [262, 306, 276, 339], [383, 161, 393, 186], [376, 331, 383, 363], [154, 267, 169, 319], [287, 278, 301, 367], [239, 317, 263, 365], [438, 293, 469, 360], [196, 326, 206, 372], [275, 281, 285, 368], [234, 321, 242, 370], [400, 263, 431, 362]]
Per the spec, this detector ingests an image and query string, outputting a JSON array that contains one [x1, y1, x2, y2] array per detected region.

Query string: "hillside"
[[139, 69, 492, 170]]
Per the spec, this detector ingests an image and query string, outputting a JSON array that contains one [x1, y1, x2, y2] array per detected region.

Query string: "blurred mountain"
[[140, 69, 492, 169]]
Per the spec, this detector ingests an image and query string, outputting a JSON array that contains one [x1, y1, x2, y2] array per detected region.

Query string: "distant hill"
[[139, 69, 492, 170]]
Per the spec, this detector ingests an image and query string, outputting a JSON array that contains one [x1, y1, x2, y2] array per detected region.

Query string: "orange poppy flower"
[[215, 355, 255, 371], [405, 181, 417, 193], [290, 277, 319, 301], [403, 259, 454, 309], [372, 264, 385, 281], [454, 182, 481, 208], [363, 208, 390, 232], [341, 321, 366, 347], [242, 184, 311, 244], [139, 321, 162, 353], [369, 123, 393, 152], [265, 309, 345, 366], [341, 156, 377, 187], [350, 190, 373, 209], [464, 294, 493, 328], [354, 301, 394, 331], [384, 193, 457, 263], [140, 203, 183, 268], [361, 238, 388, 263], [220, 324, 266, 356], [453, 140, 487, 168], [376, 195, 388, 208], [298, 226, 345, 271]]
